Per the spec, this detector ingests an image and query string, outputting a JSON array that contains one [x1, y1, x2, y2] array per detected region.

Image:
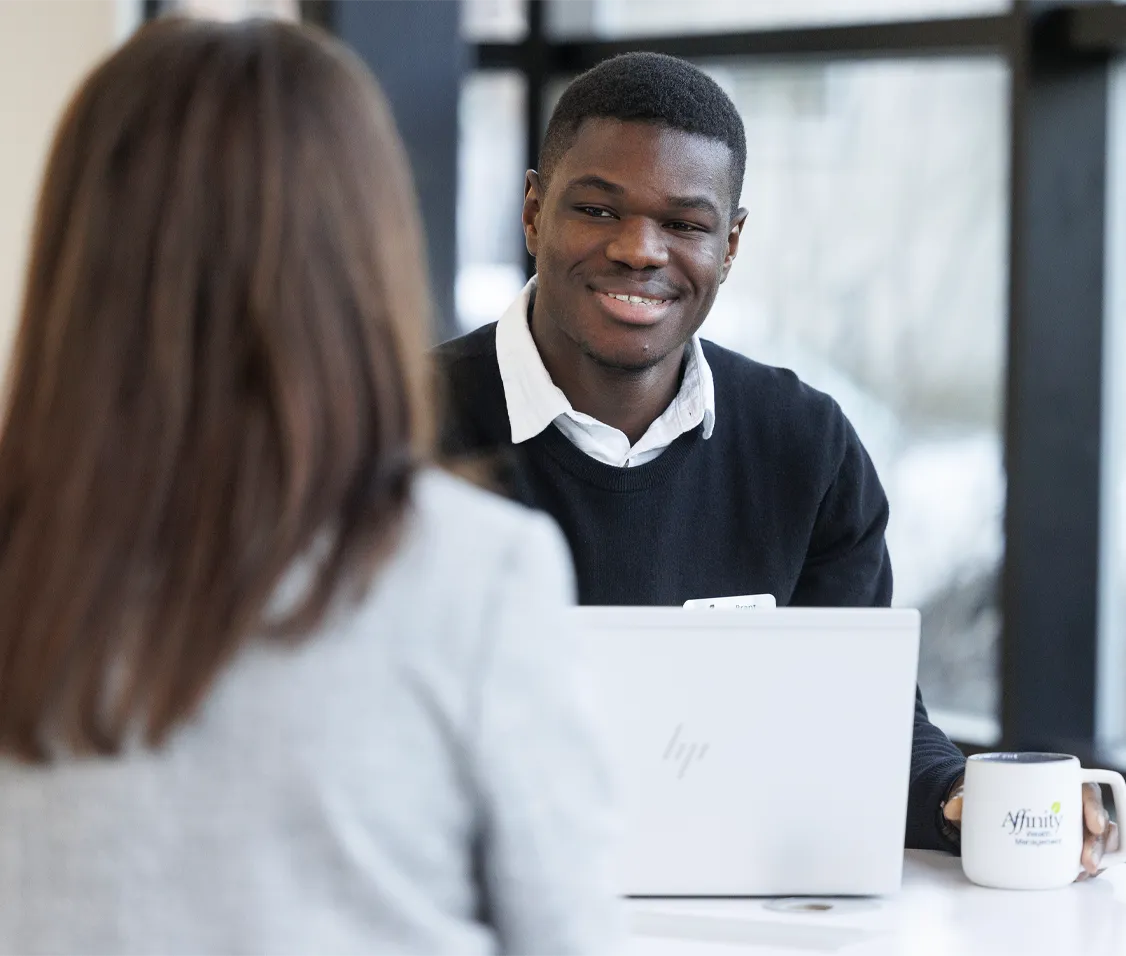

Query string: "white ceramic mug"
[[960, 752, 1126, 890]]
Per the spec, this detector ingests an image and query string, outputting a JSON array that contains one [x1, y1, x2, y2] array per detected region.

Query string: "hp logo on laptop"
[[663, 724, 709, 780]]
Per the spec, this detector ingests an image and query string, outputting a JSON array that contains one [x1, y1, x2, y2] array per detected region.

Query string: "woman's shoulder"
[[370, 467, 574, 612], [411, 467, 566, 556]]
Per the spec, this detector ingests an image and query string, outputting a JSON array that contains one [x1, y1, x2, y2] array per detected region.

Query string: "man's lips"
[[600, 290, 669, 305], [590, 281, 678, 303], [590, 287, 676, 325]]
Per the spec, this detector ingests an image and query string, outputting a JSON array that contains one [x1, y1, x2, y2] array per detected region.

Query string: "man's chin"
[[580, 343, 671, 373]]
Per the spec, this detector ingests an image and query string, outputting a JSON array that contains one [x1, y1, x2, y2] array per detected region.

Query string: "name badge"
[[682, 593, 777, 610]]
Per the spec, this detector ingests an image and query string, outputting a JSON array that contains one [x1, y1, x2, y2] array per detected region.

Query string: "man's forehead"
[[552, 117, 733, 205]]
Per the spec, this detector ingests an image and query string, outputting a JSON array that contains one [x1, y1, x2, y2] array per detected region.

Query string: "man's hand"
[[942, 778, 1120, 879]]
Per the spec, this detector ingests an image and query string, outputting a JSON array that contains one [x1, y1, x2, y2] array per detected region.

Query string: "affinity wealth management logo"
[[1002, 802, 1064, 846], [663, 724, 709, 780]]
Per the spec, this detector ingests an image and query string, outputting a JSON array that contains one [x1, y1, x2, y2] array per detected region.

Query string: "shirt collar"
[[495, 279, 574, 444], [494, 277, 716, 445]]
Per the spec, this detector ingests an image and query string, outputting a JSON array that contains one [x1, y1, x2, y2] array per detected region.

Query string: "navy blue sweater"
[[434, 323, 966, 851]]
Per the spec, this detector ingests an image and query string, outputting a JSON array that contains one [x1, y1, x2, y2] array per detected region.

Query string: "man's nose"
[[604, 217, 669, 271]]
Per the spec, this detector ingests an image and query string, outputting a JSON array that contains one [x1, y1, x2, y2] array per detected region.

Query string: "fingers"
[[1080, 783, 1109, 878], [942, 776, 965, 824], [1083, 784, 1108, 834], [1077, 820, 1117, 881], [1081, 825, 1106, 876], [1082, 782, 1107, 836]]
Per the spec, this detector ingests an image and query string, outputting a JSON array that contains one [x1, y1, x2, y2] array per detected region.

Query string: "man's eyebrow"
[[562, 175, 723, 219], [668, 195, 722, 219], [562, 174, 625, 195]]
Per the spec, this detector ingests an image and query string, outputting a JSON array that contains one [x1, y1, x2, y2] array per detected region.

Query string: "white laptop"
[[571, 607, 921, 897]]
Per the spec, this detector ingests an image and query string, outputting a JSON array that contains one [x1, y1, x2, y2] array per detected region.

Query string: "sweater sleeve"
[[908, 686, 967, 853], [787, 410, 892, 608], [790, 409, 966, 852]]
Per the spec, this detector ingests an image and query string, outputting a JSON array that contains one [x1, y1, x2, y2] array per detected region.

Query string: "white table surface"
[[625, 850, 1126, 956]]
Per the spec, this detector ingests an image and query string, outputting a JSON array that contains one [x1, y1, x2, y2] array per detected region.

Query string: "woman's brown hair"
[[0, 16, 434, 760]]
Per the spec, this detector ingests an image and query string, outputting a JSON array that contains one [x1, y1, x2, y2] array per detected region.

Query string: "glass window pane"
[[701, 58, 1008, 738], [548, 0, 1009, 38], [463, 0, 528, 41], [457, 72, 528, 332]]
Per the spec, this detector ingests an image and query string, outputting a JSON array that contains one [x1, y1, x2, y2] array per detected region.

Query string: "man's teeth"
[[606, 292, 665, 305]]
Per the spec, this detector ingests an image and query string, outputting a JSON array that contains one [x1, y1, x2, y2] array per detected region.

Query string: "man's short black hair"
[[539, 52, 746, 215]]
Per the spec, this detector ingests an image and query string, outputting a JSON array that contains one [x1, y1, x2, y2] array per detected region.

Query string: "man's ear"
[[720, 208, 748, 284], [523, 170, 544, 257]]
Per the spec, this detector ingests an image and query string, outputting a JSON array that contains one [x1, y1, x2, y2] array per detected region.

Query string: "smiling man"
[[434, 53, 1116, 863]]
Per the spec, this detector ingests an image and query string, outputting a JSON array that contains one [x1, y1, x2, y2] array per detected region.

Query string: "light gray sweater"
[[0, 471, 621, 955]]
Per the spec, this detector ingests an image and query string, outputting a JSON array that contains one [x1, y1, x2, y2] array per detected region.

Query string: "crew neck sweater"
[[434, 322, 966, 852]]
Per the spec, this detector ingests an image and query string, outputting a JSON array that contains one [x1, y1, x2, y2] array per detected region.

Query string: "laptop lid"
[[572, 607, 921, 897]]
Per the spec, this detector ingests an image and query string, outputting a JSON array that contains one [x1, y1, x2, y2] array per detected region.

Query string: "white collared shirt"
[[495, 278, 715, 468]]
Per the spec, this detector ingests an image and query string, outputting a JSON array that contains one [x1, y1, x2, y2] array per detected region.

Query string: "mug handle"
[[1083, 769, 1126, 868]]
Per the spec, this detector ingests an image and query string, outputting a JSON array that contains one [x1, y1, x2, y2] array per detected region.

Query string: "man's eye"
[[667, 221, 703, 232], [576, 206, 615, 218]]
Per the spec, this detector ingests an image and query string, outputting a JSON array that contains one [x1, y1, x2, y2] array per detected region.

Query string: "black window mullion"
[[1001, 2, 1108, 758], [477, 15, 1014, 69], [557, 16, 1012, 69], [1062, 1, 1126, 54]]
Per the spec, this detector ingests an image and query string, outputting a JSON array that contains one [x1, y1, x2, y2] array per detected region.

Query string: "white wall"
[[0, 0, 123, 370]]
